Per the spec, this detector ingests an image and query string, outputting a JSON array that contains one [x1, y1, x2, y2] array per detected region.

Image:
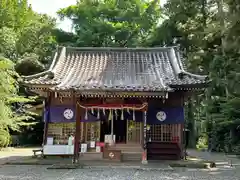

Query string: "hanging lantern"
[[132, 109, 135, 121], [91, 108, 94, 114], [121, 108, 124, 120], [85, 108, 88, 120], [97, 108, 100, 119]]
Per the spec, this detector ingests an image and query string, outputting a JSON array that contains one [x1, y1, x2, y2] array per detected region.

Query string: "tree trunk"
[[187, 97, 196, 148]]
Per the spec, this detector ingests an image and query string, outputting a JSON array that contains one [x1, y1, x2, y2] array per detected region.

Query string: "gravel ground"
[[0, 165, 240, 180]]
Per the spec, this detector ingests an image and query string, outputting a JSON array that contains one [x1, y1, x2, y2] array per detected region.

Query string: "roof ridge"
[[63, 45, 180, 52]]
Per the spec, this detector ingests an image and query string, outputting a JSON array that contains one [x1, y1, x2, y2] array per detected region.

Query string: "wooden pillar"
[[73, 92, 81, 163], [181, 123, 185, 159], [142, 109, 148, 164], [43, 92, 51, 146]]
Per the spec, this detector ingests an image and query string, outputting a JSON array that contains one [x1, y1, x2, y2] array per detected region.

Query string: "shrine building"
[[23, 46, 206, 163]]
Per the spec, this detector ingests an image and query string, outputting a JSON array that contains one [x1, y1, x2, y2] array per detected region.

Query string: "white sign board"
[[46, 137, 53, 145], [81, 143, 87, 153], [90, 141, 95, 148], [96, 146, 101, 152], [104, 134, 116, 144]]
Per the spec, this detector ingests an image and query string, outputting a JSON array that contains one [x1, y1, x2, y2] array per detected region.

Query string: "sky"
[[28, 0, 166, 32]]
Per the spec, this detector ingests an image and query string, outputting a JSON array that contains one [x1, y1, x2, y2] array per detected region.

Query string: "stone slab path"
[[0, 147, 39, 165], [187, 149, 240, 166], [1, 165, 240, 180]]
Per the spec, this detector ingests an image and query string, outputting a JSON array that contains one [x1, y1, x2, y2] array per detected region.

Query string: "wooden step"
[[148, 148, 180, 154], [148, 154, 180, 160], [146, 142, 181, 160]]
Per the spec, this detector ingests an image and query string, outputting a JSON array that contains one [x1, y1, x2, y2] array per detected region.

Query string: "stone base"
[[141, 160, 148, 164]]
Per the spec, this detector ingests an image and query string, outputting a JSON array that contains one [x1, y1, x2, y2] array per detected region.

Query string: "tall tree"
[[0, 58, 34, 147], [0, 0, 57, 147], [58, 0, 161, 47], [149, 0, 240, 152]]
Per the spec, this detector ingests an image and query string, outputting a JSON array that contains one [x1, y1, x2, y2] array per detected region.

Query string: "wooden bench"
[[32, 149, 43, 157]]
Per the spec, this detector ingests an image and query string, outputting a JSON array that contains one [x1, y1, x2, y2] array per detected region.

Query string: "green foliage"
[[0, 0, 57, 147], [0, 129, 11, 148], [0, 27, 17, 59], [149, 0, 240, 151], [0, 58, 35, 147], [0, 0, 57, 74], [196, 135, 208, 150], [58, 0, 161, 47]]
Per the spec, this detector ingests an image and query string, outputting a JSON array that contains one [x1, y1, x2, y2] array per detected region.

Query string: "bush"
[[196, 135, 208, 150], [0, 129, 11, 148]]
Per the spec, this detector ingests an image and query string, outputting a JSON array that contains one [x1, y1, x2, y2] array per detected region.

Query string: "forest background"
[[0, 0, 239, 153]]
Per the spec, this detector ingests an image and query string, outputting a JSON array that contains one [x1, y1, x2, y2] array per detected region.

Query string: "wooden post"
[[142, 110, 148, 164], [73, 91, 81, 163], [43, 92, 51, 146]]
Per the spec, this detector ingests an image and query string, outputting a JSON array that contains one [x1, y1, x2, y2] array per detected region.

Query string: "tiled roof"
[[23, 46, 207, 92]]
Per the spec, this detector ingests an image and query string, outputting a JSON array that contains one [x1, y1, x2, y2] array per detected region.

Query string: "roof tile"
[[23, 46, 207, 91]]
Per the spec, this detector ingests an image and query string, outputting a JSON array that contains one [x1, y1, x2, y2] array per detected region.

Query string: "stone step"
[[79, 152, 103, 160], [122, 152, 142, 161], [115, 143, 141, 147], [109, 147, 143, 153]]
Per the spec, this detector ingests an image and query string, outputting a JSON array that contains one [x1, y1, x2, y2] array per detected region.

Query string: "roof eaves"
[[22, 70, 53, 81], [170, 47, 208, 82], [21, 46, 67, 84], [181, 71, 208, 81]]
